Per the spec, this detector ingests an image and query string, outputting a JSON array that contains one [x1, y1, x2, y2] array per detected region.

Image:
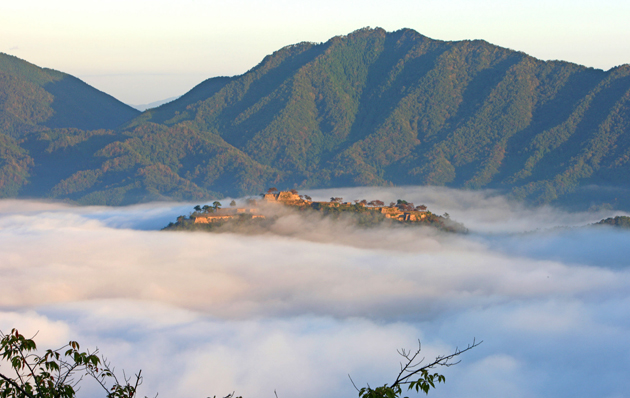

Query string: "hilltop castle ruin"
[[192, 189, 430, 224]]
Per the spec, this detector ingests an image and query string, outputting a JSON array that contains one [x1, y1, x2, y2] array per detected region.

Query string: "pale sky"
[[2, 0, 629, 105]]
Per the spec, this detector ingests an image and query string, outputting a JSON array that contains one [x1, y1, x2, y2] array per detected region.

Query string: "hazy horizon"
[[3, 0, 629, 104], [2, 186, 630, 398]]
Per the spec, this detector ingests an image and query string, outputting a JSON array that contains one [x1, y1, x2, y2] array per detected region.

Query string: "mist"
[[1, 186, 629, 398]]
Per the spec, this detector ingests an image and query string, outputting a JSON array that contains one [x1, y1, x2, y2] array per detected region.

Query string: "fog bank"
[[1, 187, 629, 398]]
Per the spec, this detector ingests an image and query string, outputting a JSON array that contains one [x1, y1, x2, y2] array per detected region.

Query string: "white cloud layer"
[[1, 187, 629, 398]]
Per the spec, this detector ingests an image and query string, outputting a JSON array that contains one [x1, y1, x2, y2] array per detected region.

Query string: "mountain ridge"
[[0, 53, 140, 135], [2, 28, 630, 209]]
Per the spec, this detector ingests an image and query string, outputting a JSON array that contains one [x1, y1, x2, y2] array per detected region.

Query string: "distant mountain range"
[[1, 28, 630, 208], [131, 97, 179, 112]]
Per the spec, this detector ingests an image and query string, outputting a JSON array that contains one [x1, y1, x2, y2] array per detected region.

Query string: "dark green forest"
[[2, 28, 630, 208], [593, 215, 630, 228]]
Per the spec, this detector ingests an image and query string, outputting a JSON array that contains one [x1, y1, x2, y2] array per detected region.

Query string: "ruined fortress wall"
[[194, 215, 234, 224]]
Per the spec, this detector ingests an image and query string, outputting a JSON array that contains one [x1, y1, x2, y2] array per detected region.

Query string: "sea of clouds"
[[1, 186, 630, 398]]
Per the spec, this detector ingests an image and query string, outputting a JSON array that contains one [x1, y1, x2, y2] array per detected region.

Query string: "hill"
[[2, 29, 630, 208], [593, 215, 630, 228], [131, 96, 180, 112], [163, 189, 468, 234]]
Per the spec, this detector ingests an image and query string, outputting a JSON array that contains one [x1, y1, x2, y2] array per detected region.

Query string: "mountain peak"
[[0, 53, 140, 135], [2, 30, 630, 209]]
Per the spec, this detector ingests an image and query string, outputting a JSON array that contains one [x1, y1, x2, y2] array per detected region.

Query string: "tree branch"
[[0, 371, 35, 398], [392, 338, 482, 388], [132, 369, 143, 398]]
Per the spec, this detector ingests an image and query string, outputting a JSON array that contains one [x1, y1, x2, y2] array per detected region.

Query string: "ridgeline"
[[2, 28, 630, 209]]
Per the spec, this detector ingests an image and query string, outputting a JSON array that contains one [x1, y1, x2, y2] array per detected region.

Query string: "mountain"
[[0, 53, 142, 199], [2, 28, 630, 208], [0, 53, 140, 135], [131, 96, 180, 112]]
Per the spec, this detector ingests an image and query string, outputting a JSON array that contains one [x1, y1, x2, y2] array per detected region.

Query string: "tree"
[[202, 205, 213, 213], [2, 329, 478, 398], [397, 202, 415, 212], [267, 187, 278, 194], [289, 189, 298, 194], [0, 329, 144, 398], [193, 205, 202, 212], [213, 201, 222, 210], [303, 195, 312, 201], [229, 200, 236, 207], [352, 339, 481, 398]]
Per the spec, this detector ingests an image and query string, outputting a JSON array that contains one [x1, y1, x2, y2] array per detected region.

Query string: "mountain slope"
[[2, 29, 630, 208], [0, 53, 140, 136], [14, 124, 280, 204], [120, 28, 630, 207]]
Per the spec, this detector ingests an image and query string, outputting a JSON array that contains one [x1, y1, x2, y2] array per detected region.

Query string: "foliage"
[[593, 215, 630, 228], [354, 339, 481, 398], [1, 329, 478, 398], [0, 329, 144, 398], [0, 133, 33, 197]]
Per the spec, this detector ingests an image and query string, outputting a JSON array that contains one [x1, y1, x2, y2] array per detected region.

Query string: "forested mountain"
[[0, 53, 141, 199], [2, 28, 630, 208], [0, 53, 139, 135]]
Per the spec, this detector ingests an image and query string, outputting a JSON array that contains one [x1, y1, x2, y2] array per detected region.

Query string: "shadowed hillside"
[[0, 53, 142, 200]]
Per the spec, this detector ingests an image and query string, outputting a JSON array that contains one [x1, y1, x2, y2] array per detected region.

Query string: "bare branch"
[[132, 369, 143, 398], [348, 374, 360, 392], [57, 361, 81, 388], [392, 338, 482, 388]]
